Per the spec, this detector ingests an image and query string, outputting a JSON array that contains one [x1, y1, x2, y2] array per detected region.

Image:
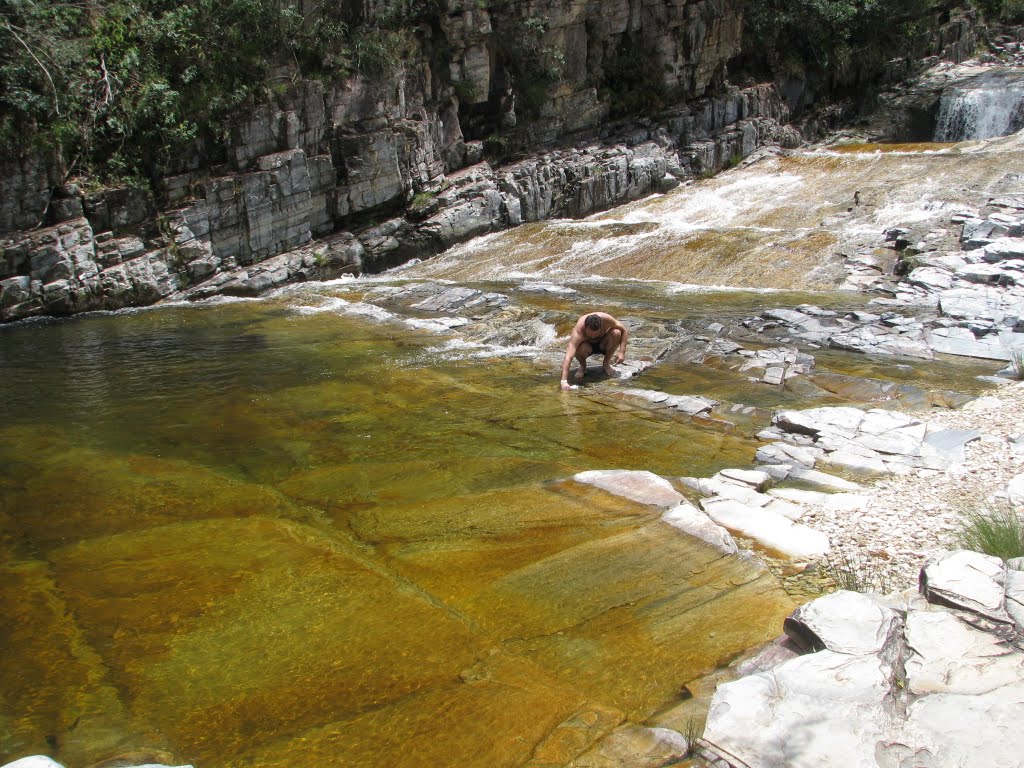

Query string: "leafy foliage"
[[0, 0, 406, 181], [739, 0, 938, 80], [494, 14, 565, 117]]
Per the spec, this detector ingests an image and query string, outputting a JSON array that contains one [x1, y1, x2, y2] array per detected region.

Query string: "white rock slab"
[[822, 449, 889, 474], [920, 549, 1008, 621], [716, 467, 773, 491], [762, 496, 807, 521], [858, 408, 924, 436], [905, 611, 1024, 695], [1003, 568, 1024, 631], [768, 487, 867, 512], [904, 682, 1024, 768], [983, 237, 1024, 261], [688, 476, 770, 506], [700, 497, 830, 559], [673, 395, 717, 415], [856, 430, 923, 457], [573, 469, 683, 508], [661, 502, 738, 554], [775, 406, 865, 438], [785, 590, 901, 655], [919, 428, 982, 470], [755, 442, 824, 467], [1003, 472, 1024, 506], [927, 325, 1011, 360], [785, 466, 864, 491], [703, 651, 892, 768]]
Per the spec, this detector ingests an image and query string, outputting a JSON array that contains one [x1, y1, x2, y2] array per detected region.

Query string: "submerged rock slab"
[[661, 502, 738, 554], [573, 470, 683, 508], [568, 724, 689, 768]]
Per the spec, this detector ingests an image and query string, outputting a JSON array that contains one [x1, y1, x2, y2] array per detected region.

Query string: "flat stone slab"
[[573, 470, 683, 508], [699, 497, 830, 560], [661, 503, 738, 554], [920, 549, 1010, 622], [905, 611, 1024, 695]]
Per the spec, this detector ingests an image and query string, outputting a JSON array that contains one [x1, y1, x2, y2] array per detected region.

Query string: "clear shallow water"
[[0, 297, 805, 767], [0, 140, 1015, 767]]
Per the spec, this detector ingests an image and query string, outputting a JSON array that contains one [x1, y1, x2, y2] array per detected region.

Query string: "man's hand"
[[614, 351, 625, 364], [560, 379, 578, 391]]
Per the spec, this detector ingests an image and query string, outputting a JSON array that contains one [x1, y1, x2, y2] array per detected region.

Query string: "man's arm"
[[612, 320, 628, 363], [560, 327, 584, 390]]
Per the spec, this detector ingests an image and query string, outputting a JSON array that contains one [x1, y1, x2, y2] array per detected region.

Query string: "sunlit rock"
[[920, 549, 1009, 622], [703, 651, 893, 768], [784, 466, 863, 492], [784, 590, 902, 655], [700, 497, 830, 559], [905, 611, 1024, 695], [768, 487, 866, 513], [661, 503, 738, 554], [754, 442, 825, 468], [573, 470, 683, 508], [0, 758, 65, 768]]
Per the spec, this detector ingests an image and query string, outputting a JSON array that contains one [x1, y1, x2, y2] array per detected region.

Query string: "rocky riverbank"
[[805, 379, 1024, 593]]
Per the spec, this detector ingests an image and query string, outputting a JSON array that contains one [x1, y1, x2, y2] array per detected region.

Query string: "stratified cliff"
[[0, 0, 979, 321]]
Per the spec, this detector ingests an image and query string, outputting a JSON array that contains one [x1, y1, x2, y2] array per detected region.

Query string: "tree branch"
[[3, 22, 62, 116]]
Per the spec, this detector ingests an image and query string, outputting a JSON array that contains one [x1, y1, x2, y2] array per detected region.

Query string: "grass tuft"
[[822, 548, 894, 595], [955, 502, 1024, 561], [1008, 348, 1024, 380]]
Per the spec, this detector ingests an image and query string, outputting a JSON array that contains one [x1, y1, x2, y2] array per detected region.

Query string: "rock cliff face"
[[0, 1, 974, 322]]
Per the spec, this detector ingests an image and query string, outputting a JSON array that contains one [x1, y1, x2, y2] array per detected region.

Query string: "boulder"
[[919, 550, 1010, 623], [783, 590, 902, 655]]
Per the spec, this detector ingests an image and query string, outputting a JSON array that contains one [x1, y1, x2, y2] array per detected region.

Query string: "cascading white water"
[[934, 71, 1024, 141]]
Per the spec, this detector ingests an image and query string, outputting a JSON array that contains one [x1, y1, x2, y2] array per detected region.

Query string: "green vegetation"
[[823, 548, 894, 594], [956, 503, 1024, 561], [741, 0, 1024, 82], [1007, 347, 1024, 380], [494, 14, 565, 117], [600, 35, 683, 119], [740, 0, 932, 79], [0, 0, 410, 182]]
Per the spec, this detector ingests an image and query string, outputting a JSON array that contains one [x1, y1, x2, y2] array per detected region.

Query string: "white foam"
[[290, 297, 351, 315], [405, 317, 469, 332], [343, 302, 398, 322]]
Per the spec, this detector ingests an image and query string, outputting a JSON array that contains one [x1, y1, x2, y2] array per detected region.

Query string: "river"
[[0, 139, 1013, 767]]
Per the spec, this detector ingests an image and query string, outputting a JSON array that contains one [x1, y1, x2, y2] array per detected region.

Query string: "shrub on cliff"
[[0, 0, 402, 182]]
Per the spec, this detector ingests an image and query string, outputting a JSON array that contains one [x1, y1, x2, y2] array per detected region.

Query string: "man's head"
[[584, 314, 602, 334]]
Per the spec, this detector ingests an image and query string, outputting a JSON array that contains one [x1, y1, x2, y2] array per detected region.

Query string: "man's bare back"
[[559, 312, 628, 391]]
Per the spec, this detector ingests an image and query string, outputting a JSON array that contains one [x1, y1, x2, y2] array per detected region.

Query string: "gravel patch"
[[803, 380, 1024, 592]]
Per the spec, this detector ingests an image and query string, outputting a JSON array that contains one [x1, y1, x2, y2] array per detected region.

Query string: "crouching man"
[[559, 312, 628, 391]]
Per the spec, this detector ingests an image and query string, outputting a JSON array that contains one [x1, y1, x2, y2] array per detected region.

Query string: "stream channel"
[[0, 141, 1013, 766]]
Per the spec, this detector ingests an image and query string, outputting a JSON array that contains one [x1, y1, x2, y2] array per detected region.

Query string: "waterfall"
[[934, 72, 1024, 141]]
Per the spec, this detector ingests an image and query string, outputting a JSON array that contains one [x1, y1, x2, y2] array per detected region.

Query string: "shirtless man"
[[559, 312, 629, 391]]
